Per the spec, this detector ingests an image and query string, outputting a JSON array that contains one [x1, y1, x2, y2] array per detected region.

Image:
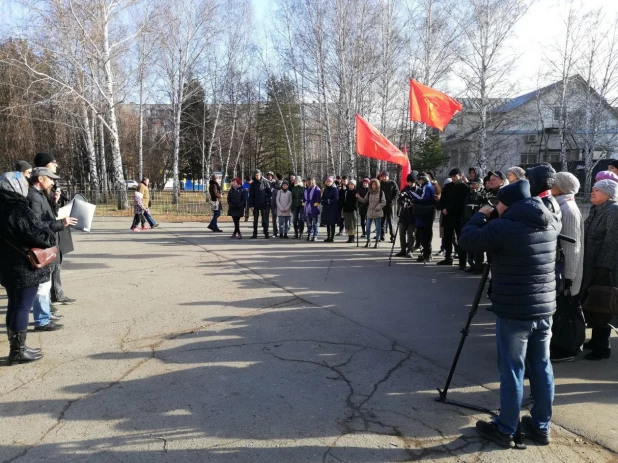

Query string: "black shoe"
[[294, 233, 298, 239], [323, 238, 334, 243], [34, 322, 64, 332], [394, 251, 407, 257], [424, 255, 433, 262], [364, 241, 370, 248], [310, 236, 315, 242], [336, 232, 342, 236], [265, 234, 271, 239], [380, 236, 385, 242], [550, 347, 576, 363], [373, 241, 379, 248], [585, 348, 611, 360], [250, 234, 258, 239], [521, 416, 551, 445], [583, 340, 594, 350], [417, 255, 425, 263], [346, 236, 355, 243], [8, 330, 43, 366], [306, 235, 311, 241], [361, 234, 366, 238], [475, 420, 515, 449], [215, 228, 224, 233], [436, 259, 454, 266], [52, 297, 76, 306], [459, 265, 467, 271]]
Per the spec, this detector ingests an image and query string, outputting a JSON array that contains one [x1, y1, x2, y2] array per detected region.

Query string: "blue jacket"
[[459, 197, 559, 320], [411, 182, 435, 228]]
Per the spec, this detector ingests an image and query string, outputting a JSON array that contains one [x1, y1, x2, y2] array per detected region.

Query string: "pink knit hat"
[[327, 176, 334, 183], [595, 170, 618, 184]]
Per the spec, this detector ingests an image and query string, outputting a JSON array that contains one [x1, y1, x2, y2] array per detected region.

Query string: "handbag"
[[2, 237, 57, 269], [582, 285, 618, 315], [551, 290, 586, 356], [210, 200, 220, 211]]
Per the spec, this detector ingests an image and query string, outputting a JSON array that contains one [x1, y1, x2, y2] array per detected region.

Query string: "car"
[[126, 180, 139, 190]]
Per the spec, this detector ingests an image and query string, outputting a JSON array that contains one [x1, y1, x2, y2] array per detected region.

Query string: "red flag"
[[410, 79, 462, 131], [356, 114, 411, 190]]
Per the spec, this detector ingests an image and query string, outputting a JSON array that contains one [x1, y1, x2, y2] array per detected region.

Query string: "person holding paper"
[[27, 167, 77, 331]]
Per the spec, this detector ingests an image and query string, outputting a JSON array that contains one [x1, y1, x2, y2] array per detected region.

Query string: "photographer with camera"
[[395, 173, 417, 258], [461, 178, 486, 273], [411, 173, 436, 262], [437, 168, 469, 269], [460, 180, 560, 448]]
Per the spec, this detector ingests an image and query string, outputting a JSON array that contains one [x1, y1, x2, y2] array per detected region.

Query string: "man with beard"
[[248, 169, 272, 239], [379, 171, 400, 243], [33, 152, 76, 307]]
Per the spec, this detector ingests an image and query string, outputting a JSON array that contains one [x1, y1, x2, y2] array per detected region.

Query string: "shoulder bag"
[[1, 237, 57, 269], [582, 271, 618, 316]]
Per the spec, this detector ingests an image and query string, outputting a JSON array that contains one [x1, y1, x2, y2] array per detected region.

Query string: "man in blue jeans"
[[460, 180, 560, 448]]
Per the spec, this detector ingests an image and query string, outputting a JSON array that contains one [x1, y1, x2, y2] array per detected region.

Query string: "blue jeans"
[[144, 211, 157, 227], [307, 216, 319, 237], [208, 209, 221, 229], [494, 316, 554, 435], [365, 218, 382, 241], [33, 280, 52, 327], [278, 216, 291, 235]]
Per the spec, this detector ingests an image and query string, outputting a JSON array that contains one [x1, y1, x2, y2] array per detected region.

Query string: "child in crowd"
[[276, 180, 292, 238]]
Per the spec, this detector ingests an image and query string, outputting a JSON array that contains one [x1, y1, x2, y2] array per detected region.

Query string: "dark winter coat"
[[380, 179, 400, 215], [459, 197, 560, 320], [357, 185, 369, 215], [209, 180, 222, 202], [50, 183, 74, 255], [320, 185, 340, 225], [0, 189, 57, 289], [227, 186, 246, 217], [411, 182, 436, 228], [271, 180, 282, 211], [27, 186, 65, 265], [248, 177, 272, 209], [291, 185, 304, 208], [438, 180, 470, 227], [581, 200, 618, 326], [462, 187, 487, 223], [304, 186, 321, 219], [397, 186, 415, 225], [342, 188, 358, 213]]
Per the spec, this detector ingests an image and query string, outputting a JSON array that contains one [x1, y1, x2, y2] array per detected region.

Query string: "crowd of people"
[[1, 153, 79, 365]]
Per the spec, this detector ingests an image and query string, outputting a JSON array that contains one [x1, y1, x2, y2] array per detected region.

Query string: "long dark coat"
[[0, 189, 57, 289], [28, 187, 65, 265], [581, 200, 618, 326], [227, 186, 246, 217], [320, 185, 340, 225]]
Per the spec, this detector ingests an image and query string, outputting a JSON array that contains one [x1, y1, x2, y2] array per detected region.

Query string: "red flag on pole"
[[356, 114, 411, 190], [409, 79, 462, 131]]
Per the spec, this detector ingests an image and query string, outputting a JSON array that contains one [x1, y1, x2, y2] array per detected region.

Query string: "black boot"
[[7, 330, 41, 355], [364, 241, 370, 248], [346, 236, 355, 243], [8, 330, 43, 366]]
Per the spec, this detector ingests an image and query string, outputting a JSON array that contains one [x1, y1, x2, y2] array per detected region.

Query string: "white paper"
[[71, 198, 96, 232], [56, 201, 74, 220]]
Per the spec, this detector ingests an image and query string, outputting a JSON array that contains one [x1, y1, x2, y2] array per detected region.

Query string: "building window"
[[521, 154, 537, 165]]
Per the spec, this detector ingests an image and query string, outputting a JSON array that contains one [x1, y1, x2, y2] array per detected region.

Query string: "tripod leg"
[[437, 264, 491, 401], [388, 221, 400, 266]]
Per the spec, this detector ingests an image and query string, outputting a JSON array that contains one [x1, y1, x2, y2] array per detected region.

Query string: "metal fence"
[[69, 189, 228, 217]]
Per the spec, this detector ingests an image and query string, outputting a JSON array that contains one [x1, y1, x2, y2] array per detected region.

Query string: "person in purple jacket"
[[304, 177, 321, 242]]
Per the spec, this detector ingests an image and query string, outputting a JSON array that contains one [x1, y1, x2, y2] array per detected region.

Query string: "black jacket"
[[397, 186, 416, 225], [460, 197, 559, 320], [342, 188, 358, 213], [380, 179, 400, 214], [0, 189, 57, 289], [462, 187, 487, 223], [438, 180, 470, 227], [320, 185, 340, 225], [28, 187, 65, 265], [248, 177, 272, 209], [50, 183, 74, 255], [357, 185, 369, 214], [208, 180, 221, 202], [227, 186, 246, 217]]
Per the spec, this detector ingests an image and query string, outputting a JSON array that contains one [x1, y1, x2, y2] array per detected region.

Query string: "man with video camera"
[[459, 180, 560, 449]]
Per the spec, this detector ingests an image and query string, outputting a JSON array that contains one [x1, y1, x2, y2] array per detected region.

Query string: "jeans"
[[278, 216, 291, 236], [208, 209, 221, 229], [51, 264, 65, 302], [398, 221, 414, 253], [366, 217, 382, 241], [144, 211, 157, 227], [131, 213, 146, 229], [253, 208, 270, 235], [306, 215, 319, 237], [33, 280, 52, 327], [5, 285, 38, 331], [494, 316, 554, 436]]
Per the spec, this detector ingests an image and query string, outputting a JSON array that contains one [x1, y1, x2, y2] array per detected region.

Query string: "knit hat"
[[497, 179, 531, 207], [448, 168, 461, 177], [363, 178, 370, 184], [254, 169, 261, 175], [327, 176, 334, 183], [282, 180, 289, 187], [34, 152, 56, 167], [527, 165, 556, 196], [507, 166, 526, 180], [380, 171, 389, 177], [595, 170, 618, 184], [15, 160, 32, 172], [406, 173, 417, 182], [594, 179, 618, 200], [554, 172, 580, 195], [349, 180, 356, 186]]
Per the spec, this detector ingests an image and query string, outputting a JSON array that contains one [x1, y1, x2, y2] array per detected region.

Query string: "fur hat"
[[554, 172, 580, 195], [497, 179, 531, 207], [594, 179, 618, 200]]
